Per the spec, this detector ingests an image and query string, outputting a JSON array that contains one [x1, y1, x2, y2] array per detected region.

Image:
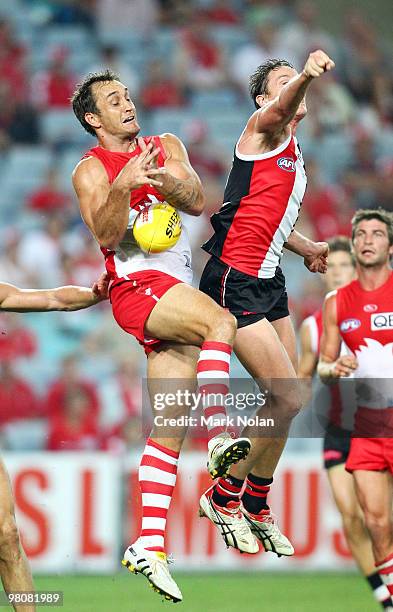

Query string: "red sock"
[[241, 473, 272, 514], [376, 551, 393, 599], [138, 438, 179, 553], [212, 475, 244, 507], [197, 341, 231, 441]]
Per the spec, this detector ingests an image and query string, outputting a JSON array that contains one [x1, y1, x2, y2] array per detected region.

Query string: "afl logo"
[[277, 157, 295, 172], [364, 304, 378, 312], [340, 318, 361, 333]]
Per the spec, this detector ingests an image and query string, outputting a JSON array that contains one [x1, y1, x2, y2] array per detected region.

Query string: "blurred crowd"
[[0, 0, 392, 451]]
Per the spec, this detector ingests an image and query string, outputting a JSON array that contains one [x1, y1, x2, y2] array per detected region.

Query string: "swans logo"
[[371, 312, 393, 330], [277, 157, 295, 172], [364, 304, 378, 312], [340, 318, 361, 333]]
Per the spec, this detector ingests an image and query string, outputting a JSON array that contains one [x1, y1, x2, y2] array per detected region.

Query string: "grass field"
[[20, 572, 380, 612]]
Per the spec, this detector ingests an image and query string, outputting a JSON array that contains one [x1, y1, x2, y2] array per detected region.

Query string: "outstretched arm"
[[317, 292, 358, 383], [0, 278, 108, 312], [285, 230, 328, 273], [249, 50, 335, 135]]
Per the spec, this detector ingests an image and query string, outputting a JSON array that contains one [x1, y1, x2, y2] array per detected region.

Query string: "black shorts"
[[199, 256, 289, 328], [323, 424, 351, 470]]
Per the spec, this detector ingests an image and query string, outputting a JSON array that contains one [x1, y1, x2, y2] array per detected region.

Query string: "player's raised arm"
[[72, 141, 165, 250], [150, 133, 205, 217], [0, 278, 108, 312], [249, 50, 335, 135], [317, 291, 358, 383]]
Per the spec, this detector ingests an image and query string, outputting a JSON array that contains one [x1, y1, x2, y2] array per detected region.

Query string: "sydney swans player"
[[299, 238, 393, 611], [0, 277, 108, 612], [198, 51, 332, 556], [71, 71, 250, 603], [318, 209, 393, 606]]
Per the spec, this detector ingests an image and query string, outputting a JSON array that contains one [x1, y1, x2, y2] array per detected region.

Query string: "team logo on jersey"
[[340, 318, 361, 333], [364, 304, 378, 312], [277, 157, 295, 172], [371, 312, 393, 331]]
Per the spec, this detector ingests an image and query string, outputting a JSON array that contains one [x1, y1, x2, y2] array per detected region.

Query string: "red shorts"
[[110, 270, 183, 354], [346, 437, 393, 473]]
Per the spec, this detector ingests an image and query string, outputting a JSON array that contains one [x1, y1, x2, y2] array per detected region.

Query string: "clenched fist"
[[303, 50, 335, 78]]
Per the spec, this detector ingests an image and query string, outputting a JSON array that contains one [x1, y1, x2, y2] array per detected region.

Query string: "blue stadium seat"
[[190, 89, 240, 111], [40, 110, 93, 146]]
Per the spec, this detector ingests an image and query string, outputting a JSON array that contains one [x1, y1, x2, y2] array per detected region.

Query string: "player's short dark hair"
[[71, 69, 119, 136], [351, 208, 393, 246], [249, 59, 294, 109], [327, 236, 355, 265]]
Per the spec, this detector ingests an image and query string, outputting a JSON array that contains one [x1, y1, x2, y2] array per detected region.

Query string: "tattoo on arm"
[[160, 175, 199, 213]]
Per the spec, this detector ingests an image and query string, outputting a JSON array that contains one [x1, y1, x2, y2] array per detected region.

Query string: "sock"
[[241, 473, 273, 515], [376, 552, 393, 602], [212, 475, 244, 508], [197, 341, 231, 441], [367, 572, 393, 609], [138, 438, 179, 553]]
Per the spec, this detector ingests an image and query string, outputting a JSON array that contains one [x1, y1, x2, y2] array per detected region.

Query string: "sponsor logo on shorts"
[[364, 304, 378, 312], [277, 157, 295, 172], [340, 318, 361, 333], [324, 450, 343, 461], [371, 312, 393, 331]]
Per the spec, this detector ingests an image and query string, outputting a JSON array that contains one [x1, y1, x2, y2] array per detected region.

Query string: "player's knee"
[[363, 509, 392, 536], [0, 515, 21, 560], [208, 309, 237, 343]]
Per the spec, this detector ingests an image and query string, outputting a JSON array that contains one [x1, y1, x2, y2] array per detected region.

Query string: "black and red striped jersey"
[[202, 133, 307, 278]]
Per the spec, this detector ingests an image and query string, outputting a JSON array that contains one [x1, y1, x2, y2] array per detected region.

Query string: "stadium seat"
[[40, 110, 93, 146]]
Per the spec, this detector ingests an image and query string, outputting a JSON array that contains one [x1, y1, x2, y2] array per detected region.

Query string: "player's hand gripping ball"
[[133, 202, 182, 254]]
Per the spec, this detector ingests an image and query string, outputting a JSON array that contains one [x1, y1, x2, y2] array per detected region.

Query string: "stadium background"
[[0, 0, 392, 610]]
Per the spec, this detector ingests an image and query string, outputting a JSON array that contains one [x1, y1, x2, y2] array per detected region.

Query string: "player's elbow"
[[189, 192, 205, 216]]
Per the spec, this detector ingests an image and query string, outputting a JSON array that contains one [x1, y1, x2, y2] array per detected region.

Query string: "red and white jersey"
[[202, 132, 307, 278], [81, 136, 193, 286], [303, 308, 355, 430], [336, 273, 393, 411]]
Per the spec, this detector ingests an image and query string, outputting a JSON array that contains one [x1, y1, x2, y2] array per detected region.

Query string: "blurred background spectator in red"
[[32, 47, 76, 109], [140, 59, 186, 110], [45, 355, 100, 421], [47, 387, 100, 451], [26, 167, 72, 215], [0, 362, 41, 425]]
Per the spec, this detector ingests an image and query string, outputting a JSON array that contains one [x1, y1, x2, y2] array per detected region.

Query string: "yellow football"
[[133, 202, 182, 254]]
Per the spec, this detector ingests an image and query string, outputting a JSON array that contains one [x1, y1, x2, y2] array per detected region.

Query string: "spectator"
[[184, 119, 227, 179], [0, 312, 37, 362], [32, 47, 76, 109], [26, 167, 72, 214], [47, 388, 100, 451], [232, 18, 293, 95], [277, 0, 337, 67], [340, 9, 393, 118], [0, 18, 27, 104], [376, 160, 393, 212], [174, 14, 228, 91], [17, 213, 67, 288], [99, 360, 141, 431], [0, 231, 37, 288], [45, 354, 100, 420], [89, 45, 140, 100], [0, 82, 40, 145], [140, 59, 185, 110], [301, 160, 352, 241], [202, 0, 241, 25], [101, 415, 143, 453], [0, 362, 41, 425], [341, 129, 380, 209]]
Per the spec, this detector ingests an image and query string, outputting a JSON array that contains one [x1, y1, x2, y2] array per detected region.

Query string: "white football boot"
[[207, 432, 251, 479], [242, 508, 294, 557], [199, 485, 259, 553], [122, 539, 182, 603]]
